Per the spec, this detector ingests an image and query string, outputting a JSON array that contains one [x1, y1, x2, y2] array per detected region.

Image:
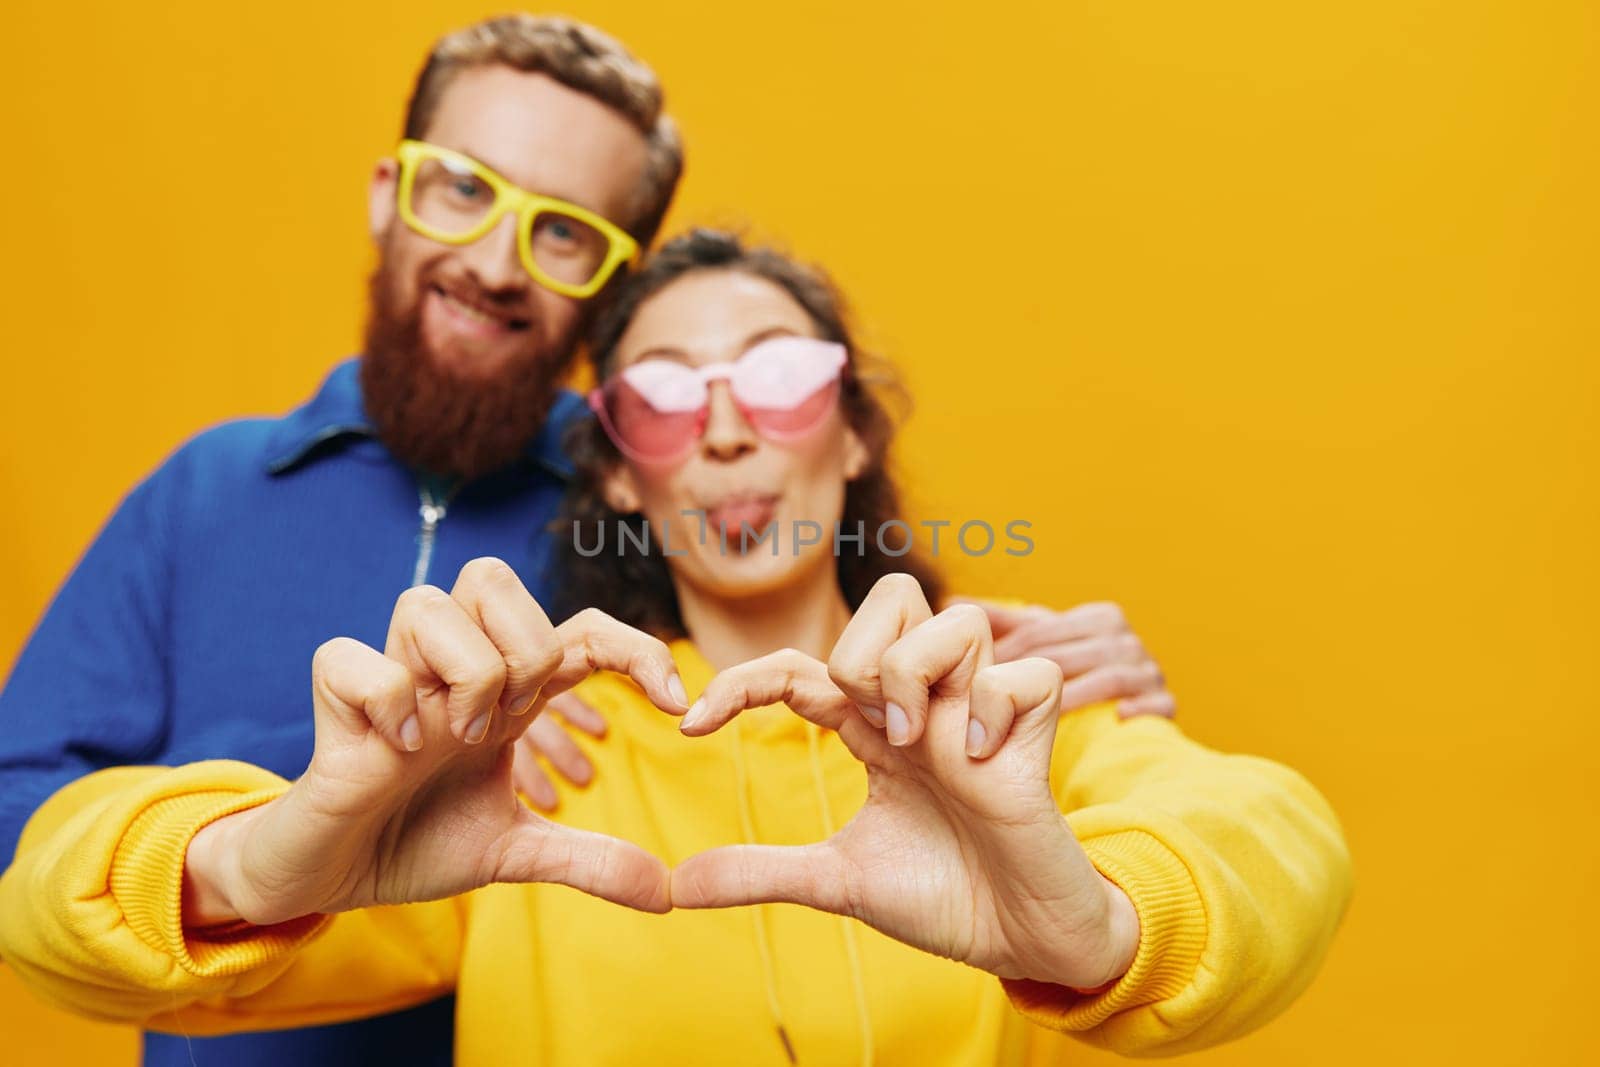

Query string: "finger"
[[311, 637, 420, 753], [827, 573, 934, 722], [999, 634, 1147, 681], [878, 603, 994, 748], [496, 818, 671, 913], [992, 601, 1129, 662], [511, 739, 561, 811], [546, 608, 688, 714], [942, 596, 1052, 639], [547, 691, 608, 738], [681, 648, 854, 736], [384, 585, 508, 744], [1117, 690, 1178, 720], [1057, 661, 1165, 713], [525, 713, 595, 787], [671, 842, 852, 913], [447, 558, 564, 719], [966, 658, 1065, 759]]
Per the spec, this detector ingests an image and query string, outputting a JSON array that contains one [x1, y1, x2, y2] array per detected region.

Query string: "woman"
[[0, 232, 1352, 1064]]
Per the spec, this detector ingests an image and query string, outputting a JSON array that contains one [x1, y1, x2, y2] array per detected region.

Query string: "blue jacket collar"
[[264, 357, 580, 481]]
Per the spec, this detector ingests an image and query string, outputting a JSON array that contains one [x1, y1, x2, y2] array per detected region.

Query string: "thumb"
[[494, 818, 672, 914], [672, 842, 852, 913]]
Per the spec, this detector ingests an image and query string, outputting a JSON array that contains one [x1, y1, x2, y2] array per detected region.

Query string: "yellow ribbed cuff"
[[110, 784, 331, 978], [1001, 828, 1207, 1031]]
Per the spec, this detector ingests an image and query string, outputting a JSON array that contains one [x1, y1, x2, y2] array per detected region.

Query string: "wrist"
[[1073, 874, 1139, 992], [181, 805, 260, 928]]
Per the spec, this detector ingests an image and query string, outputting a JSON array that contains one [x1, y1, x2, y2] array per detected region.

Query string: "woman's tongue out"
[[705, 493, 779, 545]]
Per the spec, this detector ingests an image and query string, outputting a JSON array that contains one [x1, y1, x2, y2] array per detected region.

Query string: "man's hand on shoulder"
[[948, 596, 1176, 719]]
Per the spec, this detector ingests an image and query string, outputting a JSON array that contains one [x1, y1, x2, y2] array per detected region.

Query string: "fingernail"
[[508, 697, 535, 717], [465, 712, 492, 744], [857, 703, 886, 728], [966, 719, 987, 757], [885, 702, 910, 746], [400, 715, 422, 752], [668, 674, 689, 709], [680, 699, 706, 733]]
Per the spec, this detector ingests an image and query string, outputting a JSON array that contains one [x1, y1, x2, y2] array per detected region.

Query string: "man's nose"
[[459, 211, 528, 293], [700, 382, 757, 461]]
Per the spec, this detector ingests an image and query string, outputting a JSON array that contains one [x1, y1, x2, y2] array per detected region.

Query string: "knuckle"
[[373, 658, 413, 701], [311, 636, 354, 672], [827, 645, 875, 688], [773, 647, 813, 676], [876, 572, 922, 596], [1112, 663, 1142, 691], [941, 602, 990, 633], [571, 606, 608, 630], [1036, 657, 1066, 692], [648, 633, 674, 663], [878, 642, 915, 680], [1088, 633, 1120, 659], [828, 663, 878, 701], [458, 556, 516, 587], [395, 584, 447, 613], [1078, 600, 1123, 632]]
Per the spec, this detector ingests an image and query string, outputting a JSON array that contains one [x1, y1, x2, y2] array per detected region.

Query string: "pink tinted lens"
[[596, 377, 706, 461], [740, 378, 842, 438], [731, 337, 847, 439]]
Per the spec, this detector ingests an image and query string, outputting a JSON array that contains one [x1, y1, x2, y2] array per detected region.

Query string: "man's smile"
[[426, 282, 533, 339]]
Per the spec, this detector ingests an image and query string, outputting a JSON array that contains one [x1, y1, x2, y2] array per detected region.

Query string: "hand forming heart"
[[672, 573, 1139, 989], [182, 557, 689, 926], [181, 562, 1137, 990]]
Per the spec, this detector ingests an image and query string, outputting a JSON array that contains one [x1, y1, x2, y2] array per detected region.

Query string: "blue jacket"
[[0, 359, 586, 1066]]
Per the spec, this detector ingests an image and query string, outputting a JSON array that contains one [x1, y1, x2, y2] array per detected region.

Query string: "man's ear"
[[842, 426, 871, 481], [369, 158, 399, 242], [600, 463, 644, 514]]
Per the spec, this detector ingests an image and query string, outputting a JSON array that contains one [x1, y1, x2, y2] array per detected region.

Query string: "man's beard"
[[360, 257, 576, 482]]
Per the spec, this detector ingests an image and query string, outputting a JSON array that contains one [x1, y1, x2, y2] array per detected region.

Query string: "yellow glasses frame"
[[394, 139, 639, 300]]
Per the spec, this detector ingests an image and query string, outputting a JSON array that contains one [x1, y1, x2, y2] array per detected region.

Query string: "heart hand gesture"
[[182, 559, 689, 927], [673, 574, 1140, 989]]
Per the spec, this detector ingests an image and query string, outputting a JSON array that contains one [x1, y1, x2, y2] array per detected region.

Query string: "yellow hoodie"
[[0, 639, 1352, 1064]]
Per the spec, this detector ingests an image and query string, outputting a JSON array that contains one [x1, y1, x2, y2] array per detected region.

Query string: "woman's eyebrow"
[[626, 346, 692, 365], [738, 326, 801, 352], [627, 326, 801, 367]]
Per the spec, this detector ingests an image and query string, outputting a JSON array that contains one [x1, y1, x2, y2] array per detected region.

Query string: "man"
[[0, 13, 1172, 1067]]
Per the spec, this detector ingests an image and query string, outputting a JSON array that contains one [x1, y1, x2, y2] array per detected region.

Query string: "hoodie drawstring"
[[805, 721, 876, 1067], [729, 715, 875, 1066]]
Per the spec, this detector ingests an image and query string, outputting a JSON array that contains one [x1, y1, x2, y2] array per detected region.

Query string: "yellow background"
[[2, 1, 1595, 1063]]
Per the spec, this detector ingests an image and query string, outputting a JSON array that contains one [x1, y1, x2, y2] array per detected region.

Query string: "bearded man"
[[0, 13, 1177, 1067], [0, 15, 681, 1067]]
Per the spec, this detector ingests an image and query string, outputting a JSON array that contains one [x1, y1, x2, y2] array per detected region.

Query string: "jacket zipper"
[[411, 484, 455, 587]]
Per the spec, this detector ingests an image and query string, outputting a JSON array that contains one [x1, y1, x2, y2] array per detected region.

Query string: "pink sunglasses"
[[588, 335, 848, 464]]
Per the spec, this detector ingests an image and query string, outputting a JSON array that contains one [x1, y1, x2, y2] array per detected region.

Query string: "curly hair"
[[551, 229, 944, 638]]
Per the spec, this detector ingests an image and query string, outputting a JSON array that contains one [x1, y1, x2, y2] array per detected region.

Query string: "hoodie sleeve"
[[0, 760, 464, 1034], [999, 704, 1353, 1056]]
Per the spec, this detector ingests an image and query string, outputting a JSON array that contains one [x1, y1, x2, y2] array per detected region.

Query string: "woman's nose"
[[699, 381, 758, 461]]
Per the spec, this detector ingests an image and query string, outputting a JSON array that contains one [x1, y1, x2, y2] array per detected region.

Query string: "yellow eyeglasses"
[[394, 139, 639, 299]]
